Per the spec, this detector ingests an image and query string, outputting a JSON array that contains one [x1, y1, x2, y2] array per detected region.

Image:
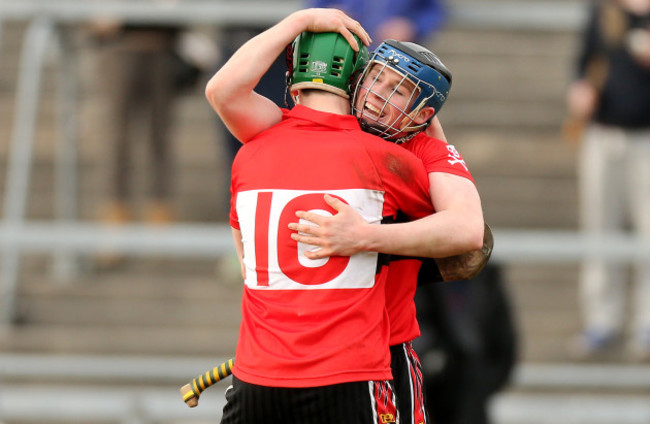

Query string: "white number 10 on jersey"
[[236, 189, 384, 290]]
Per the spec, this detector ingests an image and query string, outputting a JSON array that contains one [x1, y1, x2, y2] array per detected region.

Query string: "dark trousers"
[[220, 376, 398, 424]]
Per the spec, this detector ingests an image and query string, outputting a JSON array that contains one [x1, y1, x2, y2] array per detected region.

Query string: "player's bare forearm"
[[205, 22, 293, 141], [289, 193, 484, 260], [364, 173, 483, 258], [205, 8, 371, 143], [425, 116, 447, 142], [358, 211, 483, 258], [434, 223, 493, 281], [232, 228, 246, 280]]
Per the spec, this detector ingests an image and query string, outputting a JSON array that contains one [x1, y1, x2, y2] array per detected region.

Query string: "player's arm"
[[425, 116, 447, 142], [231, 228, 246, 280], [289, 172, 484, 259], [205, 8, 370, 143]]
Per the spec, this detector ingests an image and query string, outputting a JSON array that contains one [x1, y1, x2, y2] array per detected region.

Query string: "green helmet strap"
[[288, 32, 369, 99]]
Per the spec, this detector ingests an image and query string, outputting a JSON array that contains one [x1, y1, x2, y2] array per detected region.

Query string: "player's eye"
[[393, 86, 408, 97]]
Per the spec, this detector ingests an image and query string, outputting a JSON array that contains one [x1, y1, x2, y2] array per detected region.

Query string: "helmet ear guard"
[[286, 32, 369, 99]]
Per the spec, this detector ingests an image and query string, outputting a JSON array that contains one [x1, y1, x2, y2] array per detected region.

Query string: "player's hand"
[[291, 8, 372, 51], [288, 194, 369, 259]]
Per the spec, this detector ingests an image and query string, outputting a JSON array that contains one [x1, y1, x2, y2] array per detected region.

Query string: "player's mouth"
[[363, 102, 384, 119]]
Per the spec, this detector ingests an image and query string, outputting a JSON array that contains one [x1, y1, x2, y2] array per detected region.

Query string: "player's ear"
[[413, 106, 436, 125]]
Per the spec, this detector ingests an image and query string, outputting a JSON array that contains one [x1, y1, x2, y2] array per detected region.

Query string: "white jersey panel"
[[236, 188, 385, 290]]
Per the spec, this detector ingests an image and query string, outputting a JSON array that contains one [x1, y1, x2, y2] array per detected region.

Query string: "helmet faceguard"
[[287, 32, 369, 99], [352, 39, 452, 141]]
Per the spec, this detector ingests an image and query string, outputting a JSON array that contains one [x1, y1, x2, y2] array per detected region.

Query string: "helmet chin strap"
[[398, 114, 416, 132], [394, 132, 418, 145], [358, 116, 420, 144], [358, 120, 391, 138]]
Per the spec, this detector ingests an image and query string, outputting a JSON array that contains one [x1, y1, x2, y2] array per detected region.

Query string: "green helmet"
[[288, 32, 369, 99]]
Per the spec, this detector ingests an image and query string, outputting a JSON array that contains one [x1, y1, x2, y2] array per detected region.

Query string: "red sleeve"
[[404, 136, 475, 183]]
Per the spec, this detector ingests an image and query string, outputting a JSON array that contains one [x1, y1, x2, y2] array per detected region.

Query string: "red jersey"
[[229, 105, 432, 387], [386, 132, 475, 346]]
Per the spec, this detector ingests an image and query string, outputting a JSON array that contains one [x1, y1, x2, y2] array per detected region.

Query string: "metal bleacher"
[[3, 1, 650, 424]]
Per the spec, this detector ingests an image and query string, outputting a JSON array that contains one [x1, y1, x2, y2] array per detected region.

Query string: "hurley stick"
[[180, 358, 235, 407]]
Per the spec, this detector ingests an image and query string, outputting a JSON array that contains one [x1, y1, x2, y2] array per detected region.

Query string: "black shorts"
[[390, 342, 430, 424], [220, 375, 398, 424]]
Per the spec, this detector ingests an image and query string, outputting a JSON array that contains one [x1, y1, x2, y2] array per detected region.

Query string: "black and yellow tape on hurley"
[[180, 358, 234, 407]]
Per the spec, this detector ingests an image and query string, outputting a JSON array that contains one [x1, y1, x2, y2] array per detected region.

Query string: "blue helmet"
[[352, 39, 452, 141], [375, 39, 451, 114]]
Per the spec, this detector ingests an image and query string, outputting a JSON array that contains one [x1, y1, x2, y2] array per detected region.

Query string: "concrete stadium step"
[[433, 27, 576, 130], [452, 130, 579, 229], [0, 157, 228, 221], [494, 361, 650, 424], [429, 130, 578, 177], [443, 100, 566, 129], [19, 283, 239, 326], [0, 323, 238, 356], [0, 383, 227, 424], [17, 283, 241, 328], [502, 264, 580, 362], [477, 175, 577, 228], [509, 268, 579, 310], [492, 392, 650, 424], [2, 258, 242, 356], [5, 383, 649, 424], [2, 354, 650, 424]]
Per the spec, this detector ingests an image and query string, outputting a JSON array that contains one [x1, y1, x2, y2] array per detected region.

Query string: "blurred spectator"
[[565, 0, 650, 360], [90, 5, 217, 223], [91, 17, 181, 228], [88, 1, 220, 267], [307, 0, 447, 47], [414, 264, 517, 424]]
